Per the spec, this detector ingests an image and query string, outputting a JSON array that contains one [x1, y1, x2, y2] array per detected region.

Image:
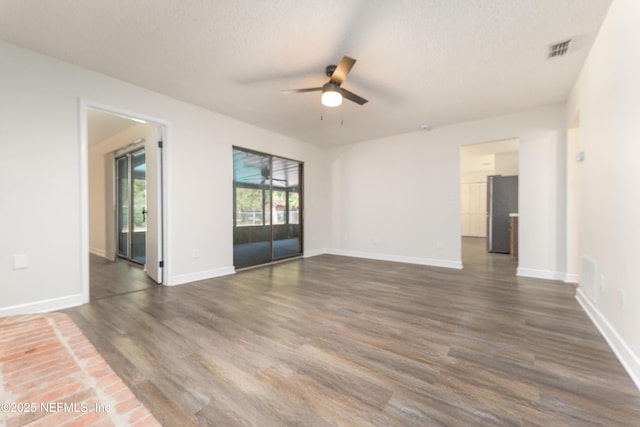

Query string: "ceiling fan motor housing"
[[326, 64, 337, 78]]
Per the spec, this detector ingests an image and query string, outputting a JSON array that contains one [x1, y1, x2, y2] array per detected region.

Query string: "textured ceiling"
[[0, 0, 612, 146]]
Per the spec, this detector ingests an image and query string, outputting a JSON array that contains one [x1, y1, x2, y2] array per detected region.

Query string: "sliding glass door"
[[233, 148, 303, 269], [271, 157, 302, 259], [116, 148, 147, 264]]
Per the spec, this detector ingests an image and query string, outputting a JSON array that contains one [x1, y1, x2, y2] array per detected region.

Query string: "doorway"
[[86, 106, 165, 300], [460, 138, 519, 268], [232, 147, 303, 269]]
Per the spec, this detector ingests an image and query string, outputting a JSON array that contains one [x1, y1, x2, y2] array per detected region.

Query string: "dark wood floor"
[[90, 254, 158, 300], [65, 239, 640, 426]]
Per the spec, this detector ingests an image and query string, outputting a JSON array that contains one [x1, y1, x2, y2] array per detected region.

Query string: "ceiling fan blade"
[[330, 56, 356, 85], [340, 87, 368, 105], [281, 87, 322, 94]]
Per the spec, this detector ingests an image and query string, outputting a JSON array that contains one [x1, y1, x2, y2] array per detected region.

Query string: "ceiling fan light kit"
[[321, 82, 343, 107], [285, 55, 368, 107]]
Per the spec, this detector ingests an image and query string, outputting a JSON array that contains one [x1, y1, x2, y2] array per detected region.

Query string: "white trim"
[[516, 267, 564, 281], [171, 267, 236, 286], [89, 247, 107, 258], [576, 289, 640, 391], [303, 249, 326, 258], [0, 294, 84, 317], [564, 273, 579, 283], [326, 249, 463, 269], [78, 99, 90, 305]]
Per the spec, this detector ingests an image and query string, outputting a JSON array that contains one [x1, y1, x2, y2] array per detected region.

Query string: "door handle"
[[142, 208, 148, 221]]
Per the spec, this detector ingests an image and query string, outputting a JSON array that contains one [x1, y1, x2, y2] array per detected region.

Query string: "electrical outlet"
[[600, 274, 606, 293], [620, 289, 626, 311], [12, 254, 28, 270]]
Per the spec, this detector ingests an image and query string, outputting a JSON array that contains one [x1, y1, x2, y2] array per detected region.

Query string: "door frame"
[[79, 99, 170, 304], [232, 146, 304, 269]]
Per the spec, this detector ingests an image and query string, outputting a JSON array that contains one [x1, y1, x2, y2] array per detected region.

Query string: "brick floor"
[[0, 313, 160, 427]]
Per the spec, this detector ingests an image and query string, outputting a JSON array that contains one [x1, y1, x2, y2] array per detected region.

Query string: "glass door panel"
[[116, 156, 130, 258], [272, 157, 302, 260], [272, 190, 287, 225], [233, 150, 272, 268], [130, 149, 147, 264], [116, 148, 146, 264]]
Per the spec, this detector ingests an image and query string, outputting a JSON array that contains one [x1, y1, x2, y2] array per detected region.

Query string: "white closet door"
[[461, 182, 487, 237], [460, 184, 470, 236]]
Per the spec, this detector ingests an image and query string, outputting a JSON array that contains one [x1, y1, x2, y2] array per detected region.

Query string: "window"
[[235, 187, 264, 226]]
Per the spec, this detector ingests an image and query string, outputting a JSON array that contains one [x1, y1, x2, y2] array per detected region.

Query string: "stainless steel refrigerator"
[[487, 175, 518, 253]]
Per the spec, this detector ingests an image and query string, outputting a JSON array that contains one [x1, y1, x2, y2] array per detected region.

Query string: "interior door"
[[116, 155, 130, 258], [116, 147, 147, 264], [130, 149, 147, 264], [144, 126, 163, 283]]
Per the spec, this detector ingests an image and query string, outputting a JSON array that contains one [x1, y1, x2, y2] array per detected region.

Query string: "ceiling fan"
[[284, 55, 368, 107]]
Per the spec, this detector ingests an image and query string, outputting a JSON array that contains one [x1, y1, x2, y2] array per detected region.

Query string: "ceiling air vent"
[[548, 39, 572, 58]]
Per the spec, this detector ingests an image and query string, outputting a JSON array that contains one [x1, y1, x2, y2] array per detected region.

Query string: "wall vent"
[[548, 39, 572, 58]]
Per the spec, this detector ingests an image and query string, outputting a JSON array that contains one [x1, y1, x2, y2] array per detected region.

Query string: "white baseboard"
[[576, 289, 640, 390], [326, 249, 463, 269], [170, 266, 236, 286], [303, 249, 326, 258], [89, 247, 106, 258], [564, 273, 579, 283], [516, 267, 564, 281], [0, 294, 85, 317]]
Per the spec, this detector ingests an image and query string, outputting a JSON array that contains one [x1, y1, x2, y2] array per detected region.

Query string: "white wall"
[[328, 104, 566, 275], [567, 0, 640, 388], [460, 171, 490, 184], [460, 152, 518, 183], [565, 127, 580, 283], [0, 40, 330, 315], [494, 151, 519, 176], [328, 131, 463, 268]]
